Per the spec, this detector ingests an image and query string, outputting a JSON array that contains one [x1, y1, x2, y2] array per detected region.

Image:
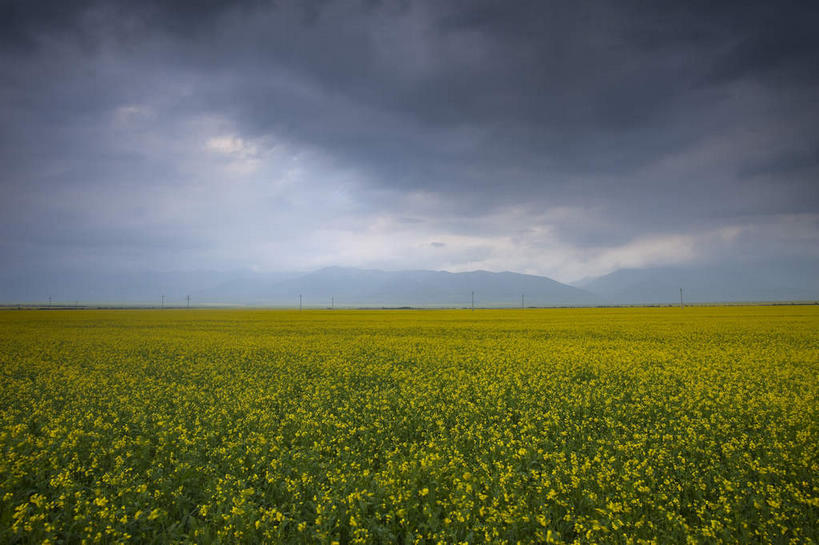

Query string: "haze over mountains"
[[575, 259, 819, 305], [1, 261, 817, 307], [198, 267, 601, 308]]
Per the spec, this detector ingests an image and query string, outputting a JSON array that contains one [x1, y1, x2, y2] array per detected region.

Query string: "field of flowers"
[[0, 306, 817, 544]]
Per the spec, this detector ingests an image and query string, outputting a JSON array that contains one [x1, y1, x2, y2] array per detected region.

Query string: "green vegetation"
[[1, 307, 817, 544]]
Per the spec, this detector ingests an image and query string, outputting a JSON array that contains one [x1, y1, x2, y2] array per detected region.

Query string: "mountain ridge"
[[577, 260, 819, 304], [0, 266, 599, 307], [199, 267, 601, 307], [2, 262, 816, 306]]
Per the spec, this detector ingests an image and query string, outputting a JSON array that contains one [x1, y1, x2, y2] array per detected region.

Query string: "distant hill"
[[0, 267, 599, 307], [3, 262, 816, 307], [227, 267, 601, 307], [575, 260, 819, 304]]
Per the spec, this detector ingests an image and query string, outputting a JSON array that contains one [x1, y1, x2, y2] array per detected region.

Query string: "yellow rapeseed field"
[[0, 306, 817, 544]]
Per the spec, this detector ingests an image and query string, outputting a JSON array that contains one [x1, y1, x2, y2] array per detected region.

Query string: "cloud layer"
[[1, 0, 818, 281]]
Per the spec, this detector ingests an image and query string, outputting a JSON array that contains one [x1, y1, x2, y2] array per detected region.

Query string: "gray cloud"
[[1, 0, 818, 282]]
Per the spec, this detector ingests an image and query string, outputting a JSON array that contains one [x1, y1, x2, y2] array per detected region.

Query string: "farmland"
[[1, 307, 817, 544]]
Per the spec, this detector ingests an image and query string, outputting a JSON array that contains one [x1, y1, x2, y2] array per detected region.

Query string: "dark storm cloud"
[[141, 0, 819, 204], [1, 0, 818, 280]]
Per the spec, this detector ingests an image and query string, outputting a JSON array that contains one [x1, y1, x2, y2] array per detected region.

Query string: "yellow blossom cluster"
[[0, 306, 817, 543]]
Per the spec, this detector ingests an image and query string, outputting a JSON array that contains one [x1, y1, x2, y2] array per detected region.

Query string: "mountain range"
[[194, 267, 600, 308], [575, 260, 819, 304], [1, 261, 817, 307]]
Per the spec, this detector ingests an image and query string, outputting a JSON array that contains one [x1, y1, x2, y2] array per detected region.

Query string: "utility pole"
[[161, 295, 165, 309], [471, 291, 474, 311], [299, 294, 302, 311], [186, 295, 190, 309], [331, 296, 334, 310], [521, 294, 525, 309], [48, 296, 52, 308], [680, 288, 684, 309]]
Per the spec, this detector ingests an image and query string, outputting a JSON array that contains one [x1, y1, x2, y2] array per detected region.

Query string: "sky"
[[1, 0, 818, 283]]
